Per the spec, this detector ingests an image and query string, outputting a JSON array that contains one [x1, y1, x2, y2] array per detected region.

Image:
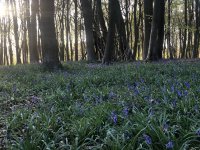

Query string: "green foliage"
[[1, 61, 200, 149]]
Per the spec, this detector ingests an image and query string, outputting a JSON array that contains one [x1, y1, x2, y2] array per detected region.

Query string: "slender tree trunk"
[[3, 18, 8, 65], [115, 0, 129, 59], [65, 0, 70, 61], [10, 0, 21, 64], [59, 0, 65, 61], [8, 17, 13, 65], [193, 0, 199, 58], [182, 0, 188, 58], [133, 0, 139, 60], [74, 0, 78, 61], [168, 0, 173, 59], [143, 0, 153, 59]]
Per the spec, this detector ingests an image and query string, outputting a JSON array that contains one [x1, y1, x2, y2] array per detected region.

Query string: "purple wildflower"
[[134, 88, 139, 95], [123, 107, 129, 117], [140, 78, 145, 83], [109, 91, 117, 99], [177, 90, 182, 97], [133, 82, 138, 87], [12, 84, 17, 93], [172, 100, 177, 108], [148, 108, 154, 117], [194, 105, 199, 112], [143, 134, 152, 145], [111, 112, 117, 124], [185, 82, 190, 89], [171, 85, 175, 93], [184, 90, 188, 96], [163, 123, 169, 132], [166, 140, 174, 149], [56, 117, 62, 125], [196, 129, 200, 136]]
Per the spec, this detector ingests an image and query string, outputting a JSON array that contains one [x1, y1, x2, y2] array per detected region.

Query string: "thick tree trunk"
[[29, 0, 39, 63], [40, 0, 62, 69], [80, 0, 97, 62], [147, 0, 165, 61], [102, 0, 116, 64], [96, 0, 107, 43]]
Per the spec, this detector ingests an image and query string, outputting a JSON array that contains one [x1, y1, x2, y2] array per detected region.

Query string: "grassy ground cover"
[[0, 61, 200, 149]]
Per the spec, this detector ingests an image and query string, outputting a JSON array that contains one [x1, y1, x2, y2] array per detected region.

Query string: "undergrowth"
[[0, 61, 200, 149]]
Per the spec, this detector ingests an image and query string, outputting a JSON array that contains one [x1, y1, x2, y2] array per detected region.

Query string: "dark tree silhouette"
[[40, 0, 62, 69]]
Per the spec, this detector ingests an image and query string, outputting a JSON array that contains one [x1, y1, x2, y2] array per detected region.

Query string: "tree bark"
[[102, 0, 116, 64], [143, 0, 153, 60], [40, 0, 62, 69], [146, 0, 165, 61], [80, 0, 97, 62]]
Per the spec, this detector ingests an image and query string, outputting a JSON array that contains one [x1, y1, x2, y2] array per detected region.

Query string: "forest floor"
[[0, 60, 200, 149]]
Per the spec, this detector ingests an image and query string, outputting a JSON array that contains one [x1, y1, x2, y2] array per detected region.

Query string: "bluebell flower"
[[184, 90, 188, 96], [123, 107, 129, 117], [144, 96, 150, 101], [194, 105, 199, 112], [184, 82, 190, 89], [12, 84, 17, 93], [140, 78, 144, 83], [109, 91, 117, 99], [176, 90, 182, 97], [166, 140, 174, 149], [171, 85, 175, 93], [133, 82, 138, 87], [111, 112, 117, 124], [163, 123, 169, 132], [127, 84, 133, 90], [56, 117, 62, 125], [172, 100, 177, 108], [143, 134, 152, 145], [148, 108, 154, 117], [196, 129, 200, 136], [134, 88, 139, 95]]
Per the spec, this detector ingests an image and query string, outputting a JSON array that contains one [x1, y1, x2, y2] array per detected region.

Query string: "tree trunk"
[[102, 0, 116, 64], [146, 0, 165, 61], [10, 0, 21, 64], [143, 0, 153, 59], [193, 0, 199, 58], [29, 0, 39, 63], [40, 0, 62, 69], [59, 0, 65, 61], [74, 0, 78, 61], [80, 0, 97, 62], [168, 0, 173, 59]]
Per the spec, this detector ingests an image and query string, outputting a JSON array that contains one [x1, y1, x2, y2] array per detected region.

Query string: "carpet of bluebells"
[[1, 61, 200, 149]]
